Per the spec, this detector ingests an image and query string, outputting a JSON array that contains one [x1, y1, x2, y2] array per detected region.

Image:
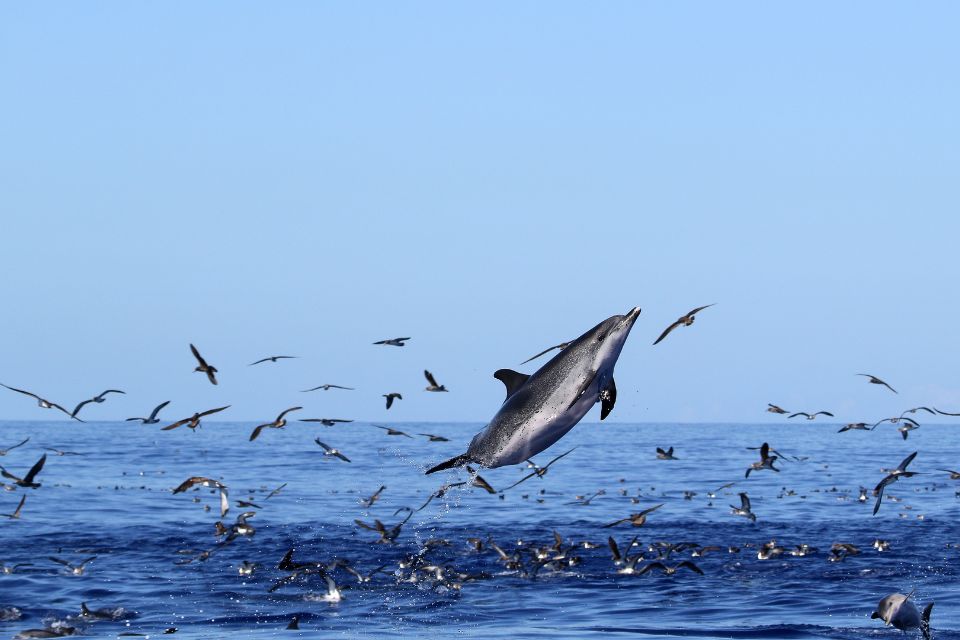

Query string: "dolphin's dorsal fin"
[[494, 369, 530, 399]]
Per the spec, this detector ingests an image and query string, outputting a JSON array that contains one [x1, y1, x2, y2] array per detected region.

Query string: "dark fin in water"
[[426, 453, 472, 474], [81, 602, 91, 616], [286, 616, 299, 630], [921, 603, 933, 640], [600, 376, 617, 420], [494, 369, 530, 400]]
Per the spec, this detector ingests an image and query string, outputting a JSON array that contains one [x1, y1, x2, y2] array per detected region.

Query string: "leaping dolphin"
[[871, 591, 933, 640], [427, 307, 641, 473]]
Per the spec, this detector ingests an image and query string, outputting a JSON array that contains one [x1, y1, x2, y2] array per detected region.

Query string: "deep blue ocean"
[[1, 420, 957, 639]]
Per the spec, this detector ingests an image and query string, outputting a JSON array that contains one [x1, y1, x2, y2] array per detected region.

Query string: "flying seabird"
[[788, 411, 834, 420], [49, 556, 96, 576], [857, 373, 898, 394], [873, 451, 920, 515], [0, 438, 29, 456], [603, 503, 664, 528], [637, 561, 704, 576], [383, 393, 402, 409], [937, 469, 960, 480], [301, 384, 354, 392], [0, 454, 46, 489], [520, 342, 570, 365], [838, 422, 871, 433], [730, 492, 756, 522], [656, 447, 677, 460], [249, 407, 302, 441], [71, 389, 125, 419], [248, 355, 297, 366], [766, 404, 788, 414], [500, 448, 575, 492], [373, 424, 413, 438], [189, 343, 218, 385], [360, 485, 386, 507], [373, 337, 411, 347], [161, 406, 230, 431], [41, 448, 80, 456], [653, 304, 715, 345], [125, 400, 171, 424], [424, 370, 448, 392], [315, 439, 351, 462], [299, 418, 353, 426], [872, 416, 920, 430], [745, 442, 779, 478], [418, 433, 450, 442], [1, 384, 80, 421], [172, 476, 229, 517], [1, 495, 25, 519]]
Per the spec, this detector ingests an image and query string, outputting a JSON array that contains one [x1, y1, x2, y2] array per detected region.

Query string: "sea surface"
[[1, 420, 958, 639]]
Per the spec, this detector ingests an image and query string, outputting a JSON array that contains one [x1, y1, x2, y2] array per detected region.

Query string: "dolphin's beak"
[[624, 307, 642, 324]]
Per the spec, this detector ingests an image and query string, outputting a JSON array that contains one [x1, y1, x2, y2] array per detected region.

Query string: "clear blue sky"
[[1, 3, 958, 424]]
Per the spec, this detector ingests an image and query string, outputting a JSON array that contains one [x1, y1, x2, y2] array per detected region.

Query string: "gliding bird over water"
[[383, 393, 402, 409], [373, 337, 410, 347], [0, 438, 29, 456], [1, 384, 78, 421], [189, 343, 218, 385], [653, 304, 714, 345], [730, 492, 757, 522], [424, 370, 448, 392], [873, 451, 920, 515], [0, 454, 46, 489], [161, 406, 231, 431], [745, 443, 779, 478], [249, 407, 303, 442], [857, 373, 897, 393], [125, 400, 171, 424], [788, 411, 834, 420], [71, 389, 125, 419], [301, 384, 354, 392], [249, 355, 297, 365]]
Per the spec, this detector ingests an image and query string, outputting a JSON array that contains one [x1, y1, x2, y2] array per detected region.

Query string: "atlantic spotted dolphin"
[[871, 591, 933, 640], [427, 307, 641, 473]]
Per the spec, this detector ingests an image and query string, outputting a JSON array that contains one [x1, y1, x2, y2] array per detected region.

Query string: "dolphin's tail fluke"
[[921, 602, 933, 640], [426, 453, 472, 474]]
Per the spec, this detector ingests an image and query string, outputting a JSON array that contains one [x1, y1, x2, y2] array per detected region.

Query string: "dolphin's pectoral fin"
[[494, 369, 531, 400], [566, 372, 597, 411], [600, 377, 617, 420]]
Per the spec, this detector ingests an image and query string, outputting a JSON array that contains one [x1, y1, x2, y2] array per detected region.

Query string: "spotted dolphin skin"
[[427, 307, 641, 473], [871, 592, 933, 640]]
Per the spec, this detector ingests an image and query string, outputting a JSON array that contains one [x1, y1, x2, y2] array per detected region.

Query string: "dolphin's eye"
[[596, 332, 607, 343]]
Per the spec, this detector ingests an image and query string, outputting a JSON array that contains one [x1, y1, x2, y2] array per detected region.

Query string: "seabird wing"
[[276, 406, 302, 421], [190, 343, 208, 368], [1, 384, 40, 400], [198, 405, 230, 418], [424, 370, 439, 387], [249, 424, 270, 442], [71, 398, 94, 417], [22, 454, 46, 484], [520, 343, 565, 365], [653, 320, 682, 345], [148, 401, 171, 420], [897, 451, 918, 471], [688, 304, 716, 316], [162, 418, 189, 431]]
